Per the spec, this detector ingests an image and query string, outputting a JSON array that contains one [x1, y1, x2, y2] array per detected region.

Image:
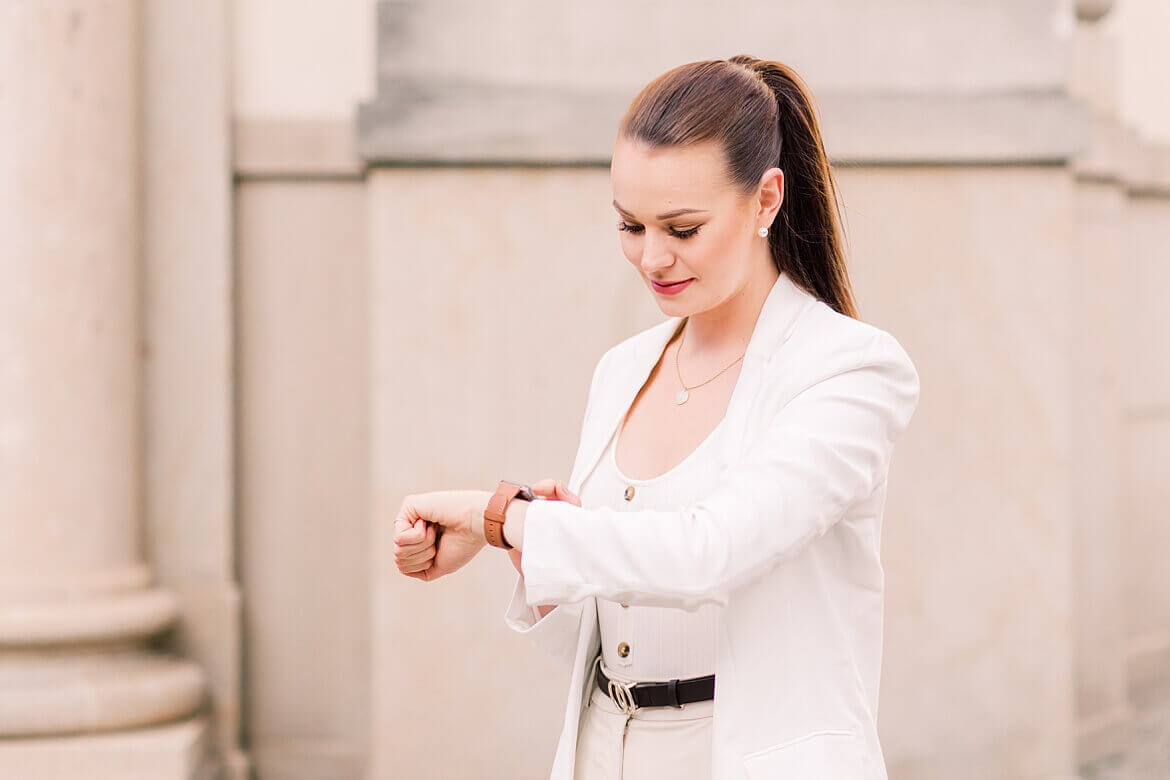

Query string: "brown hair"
[[618, 55, 858, 319]]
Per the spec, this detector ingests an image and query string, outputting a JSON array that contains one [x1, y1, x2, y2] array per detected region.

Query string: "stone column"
[[0, 3, 207, 774]]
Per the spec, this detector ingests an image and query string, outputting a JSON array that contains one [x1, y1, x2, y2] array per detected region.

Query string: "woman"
[[393, 55, 920, 780]]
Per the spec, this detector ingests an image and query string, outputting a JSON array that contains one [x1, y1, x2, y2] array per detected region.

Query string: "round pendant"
[[675, 388, 689, 405]]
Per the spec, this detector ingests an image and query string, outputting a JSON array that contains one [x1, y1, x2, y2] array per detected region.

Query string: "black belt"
[[596, 663, 715, 711]]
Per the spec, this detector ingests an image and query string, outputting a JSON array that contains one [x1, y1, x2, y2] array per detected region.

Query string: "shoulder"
[[766, 299, 920, 400], [790, 299, 914, 363]]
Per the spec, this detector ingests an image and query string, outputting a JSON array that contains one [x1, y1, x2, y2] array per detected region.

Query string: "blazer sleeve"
[[518, 331, 922, 612], [500, 344, 613, 666], [502, 571, 585, 667]]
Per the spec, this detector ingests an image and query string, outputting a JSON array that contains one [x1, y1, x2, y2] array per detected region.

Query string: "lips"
[[651, 278, 694, 294]]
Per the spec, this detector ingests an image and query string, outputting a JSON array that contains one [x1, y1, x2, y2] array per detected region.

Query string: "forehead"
[[610, 136, 731, 213]]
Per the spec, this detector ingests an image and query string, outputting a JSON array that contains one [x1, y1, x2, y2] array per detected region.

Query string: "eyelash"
[[617, 221, 701, 240]]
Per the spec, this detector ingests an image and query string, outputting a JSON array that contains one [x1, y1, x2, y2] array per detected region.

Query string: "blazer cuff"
[[502, 568, 582, 667]]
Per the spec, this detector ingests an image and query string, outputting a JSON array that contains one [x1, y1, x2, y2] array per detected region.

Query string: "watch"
[[484, 480, 535, 549]]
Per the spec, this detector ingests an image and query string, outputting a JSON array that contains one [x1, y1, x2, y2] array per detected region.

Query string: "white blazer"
[[503, 270, 921, 780]]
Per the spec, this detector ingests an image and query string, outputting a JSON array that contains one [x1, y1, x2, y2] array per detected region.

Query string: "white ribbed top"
[[580, 412, 727, 684]]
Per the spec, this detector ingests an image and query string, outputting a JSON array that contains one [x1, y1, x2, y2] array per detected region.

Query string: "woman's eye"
[[616, 221, 701, 239]]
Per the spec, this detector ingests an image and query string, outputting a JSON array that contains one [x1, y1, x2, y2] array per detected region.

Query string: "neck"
[[679, 262, 779, 362]]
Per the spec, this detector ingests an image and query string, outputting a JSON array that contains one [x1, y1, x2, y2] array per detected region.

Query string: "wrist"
[[507, 545, 523, 573], [502, 497, 528, 550], [471, 490, 492, 542]]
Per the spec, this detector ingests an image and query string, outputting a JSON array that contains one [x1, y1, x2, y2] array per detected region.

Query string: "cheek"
[[618, 234, 640, 264], [684, 231, 726, 271]]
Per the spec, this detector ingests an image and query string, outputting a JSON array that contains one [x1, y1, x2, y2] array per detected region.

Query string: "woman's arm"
[[510, 332, 921, 612]]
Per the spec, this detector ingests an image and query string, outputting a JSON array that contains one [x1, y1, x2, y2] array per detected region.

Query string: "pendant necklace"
[[673, 317, 746, 405]]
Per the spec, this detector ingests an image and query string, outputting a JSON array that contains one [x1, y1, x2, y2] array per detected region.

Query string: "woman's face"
[[609, 136, 772, 314]]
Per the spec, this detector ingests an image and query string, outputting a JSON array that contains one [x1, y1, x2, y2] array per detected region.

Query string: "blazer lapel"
[[566, 314, 682, 496], [567, 271, 817, 497]]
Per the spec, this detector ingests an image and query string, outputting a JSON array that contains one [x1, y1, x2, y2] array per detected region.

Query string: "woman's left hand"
[[392, 489, 492, 581]]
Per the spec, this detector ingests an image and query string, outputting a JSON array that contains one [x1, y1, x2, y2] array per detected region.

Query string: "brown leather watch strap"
[[484, 480, 533, 549]]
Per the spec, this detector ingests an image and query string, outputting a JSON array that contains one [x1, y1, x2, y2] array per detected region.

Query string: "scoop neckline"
[[610, 415, 727, 485]]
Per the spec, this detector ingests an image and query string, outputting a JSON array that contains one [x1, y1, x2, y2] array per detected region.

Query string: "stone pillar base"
[[0, 647, 207, 737], [0, 716, 211, 779]]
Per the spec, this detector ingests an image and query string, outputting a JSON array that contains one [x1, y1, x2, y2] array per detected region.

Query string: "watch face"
[[504, 480, 535, 501]]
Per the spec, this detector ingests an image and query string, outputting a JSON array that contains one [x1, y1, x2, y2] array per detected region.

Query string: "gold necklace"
[[673, 318, 746, 405]]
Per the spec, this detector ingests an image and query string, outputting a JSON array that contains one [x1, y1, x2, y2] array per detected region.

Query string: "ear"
[[756, 167, 784, 226]]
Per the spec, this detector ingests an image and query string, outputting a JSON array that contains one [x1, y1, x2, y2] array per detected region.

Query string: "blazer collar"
[[624, 269, 816, 372], [568, 271, 817, 495]]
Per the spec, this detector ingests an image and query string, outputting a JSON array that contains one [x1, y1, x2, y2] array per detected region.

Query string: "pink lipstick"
[[651, 278, 694, 295]]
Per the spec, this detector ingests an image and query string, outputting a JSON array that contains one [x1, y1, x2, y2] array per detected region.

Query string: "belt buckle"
[[606, 677, 639, 716]]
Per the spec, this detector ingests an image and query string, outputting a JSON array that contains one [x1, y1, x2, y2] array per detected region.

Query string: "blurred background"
[[1, 1, 1168, 778]]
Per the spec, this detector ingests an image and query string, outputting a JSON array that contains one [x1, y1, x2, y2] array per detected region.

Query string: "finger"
[[396, 544, 436, 569], [395, 543, 429, 561], [402, 568, 432, 581], [394, 542, 428, 564], [397, 550, 429, 572], [532, 478, 578, 504], [413, 521, 435, 547], [394, 513, 414, 538], [401, 557, 438, 577], [529, 479, 559, 500], [553, 480, 581, 506], [393, 518, 429, 544], [394, 532, 435, 560], [394, 502, 430, 538]]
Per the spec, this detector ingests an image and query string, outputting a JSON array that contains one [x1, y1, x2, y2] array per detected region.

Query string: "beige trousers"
[[573, 654, 715, 780]]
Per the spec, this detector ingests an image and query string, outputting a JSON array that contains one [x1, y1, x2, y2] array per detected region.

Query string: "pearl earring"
[[757, 227, 768, 237]]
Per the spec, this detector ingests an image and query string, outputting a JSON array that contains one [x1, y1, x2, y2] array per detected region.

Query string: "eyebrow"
[[612, 200, 710, 220]]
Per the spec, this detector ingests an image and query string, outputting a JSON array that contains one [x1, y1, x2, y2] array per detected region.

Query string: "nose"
[[638, 233, 675, 276]]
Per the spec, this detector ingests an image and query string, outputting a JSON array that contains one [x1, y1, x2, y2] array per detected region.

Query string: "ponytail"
[[619, 55, 859, 319]]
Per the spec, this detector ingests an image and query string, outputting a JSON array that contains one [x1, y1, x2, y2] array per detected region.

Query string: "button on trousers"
[[573, 656, 715, 780]]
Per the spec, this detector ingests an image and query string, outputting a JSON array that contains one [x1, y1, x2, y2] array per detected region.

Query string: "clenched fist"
[[392, 481, 580, 582], [392, 489, 492, 582]]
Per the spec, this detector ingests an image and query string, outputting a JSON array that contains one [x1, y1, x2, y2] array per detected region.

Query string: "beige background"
[[1, 0, 1168, 778]]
